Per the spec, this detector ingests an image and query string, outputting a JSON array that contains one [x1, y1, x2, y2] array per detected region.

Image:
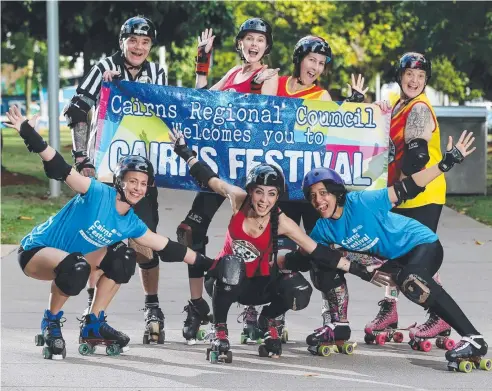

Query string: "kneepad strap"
[[54, 252, 90, 296], [99, 241, 137, 284], [138, 252, 159, 270], [43, 151, 72, 181]]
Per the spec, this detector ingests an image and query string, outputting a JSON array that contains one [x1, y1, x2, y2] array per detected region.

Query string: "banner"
[[94, 81, 390, 200]]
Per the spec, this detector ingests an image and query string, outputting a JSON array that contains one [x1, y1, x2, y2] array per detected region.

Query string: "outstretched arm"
[[388, 130, 476, 206], [5, 105, 91, 194], [168, 126, 247, 213]]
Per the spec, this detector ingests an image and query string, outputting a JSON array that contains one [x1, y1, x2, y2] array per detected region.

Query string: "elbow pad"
[[393, 176, 425, 206], [189, 161, 219, 188], [401, 139, 430, 176], [158, 240, 188, 263], [309, 244, 342, 270], [63, 95, 92, 128], [43, 151, 72, 181], [284, 251, 312, 272]]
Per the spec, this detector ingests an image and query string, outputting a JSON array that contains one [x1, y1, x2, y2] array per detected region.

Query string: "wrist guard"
[[19, 120, 48, 153], [189, 160, 218, 188], [174, 143, 197, 163], [251, 74, 262, 93], [438, 146, 464, 172], [195, 45, 211, 76], [345, 89, 365, 103], [348, 262, 372, 282]]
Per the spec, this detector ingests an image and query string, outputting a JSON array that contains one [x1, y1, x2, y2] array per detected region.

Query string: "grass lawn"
[[1, 127, 491, 244]]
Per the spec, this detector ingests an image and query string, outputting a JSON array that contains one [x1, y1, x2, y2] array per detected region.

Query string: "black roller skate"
[[306, 319, 356, 357], [79, 311, 130, 356], [258, 316, 282, 358], [35, 309, 66, 360], [445, 335, 491, 373], [206, 323, 232, 364], [238, 306, 263, 345], [275, 313, 289, 343], [182, 298, 212, 345], [143, 306, 165, 344]]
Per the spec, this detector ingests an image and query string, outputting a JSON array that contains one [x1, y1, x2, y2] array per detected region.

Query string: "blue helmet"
[[302, 167, 346, 206]]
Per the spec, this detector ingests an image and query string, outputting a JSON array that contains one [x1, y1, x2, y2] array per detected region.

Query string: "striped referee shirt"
[[79, 51, 166, 159]]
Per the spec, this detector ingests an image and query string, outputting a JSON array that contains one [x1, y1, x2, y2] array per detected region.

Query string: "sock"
[[145, 294, 159, 308], [190, 297, 203, 305], [87, 288, 95, 307]]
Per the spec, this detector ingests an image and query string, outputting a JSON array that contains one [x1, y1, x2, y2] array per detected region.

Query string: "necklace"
[[254, 215, 268, 230]]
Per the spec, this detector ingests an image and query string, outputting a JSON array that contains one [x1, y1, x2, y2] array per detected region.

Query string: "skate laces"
[[419, 311, 440, 331], [215, 324, 228, 340], [46, 316, 66, 338], [375, 299, 394, 324], [143, 306, 164, 324], [455, 335, 483, 351]]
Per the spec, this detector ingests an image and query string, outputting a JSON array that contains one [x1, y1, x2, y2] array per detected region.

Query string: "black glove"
[[348, 262, 373, 282], [173, 138, 197, 163], [438, 146, 464, 172]]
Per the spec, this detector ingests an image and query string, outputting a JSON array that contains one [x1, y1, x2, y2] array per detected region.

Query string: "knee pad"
[[54, 252, 91, 296], [188, 263, 205, 278], [138, 252, 159, 270], [277, 272, 313, 311], [204, 276, 215, 299], [284, 250, 311, 272], [177, 222, 208, 253], [99, 241, 137, 284], [212, 255, 246, 286], [309, 266, 346, 292], [397, 271, 439, 307]]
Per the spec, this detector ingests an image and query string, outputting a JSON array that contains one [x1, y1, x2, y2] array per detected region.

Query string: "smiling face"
[[248, 185, 279, 217], [400, 68, 426, 99], [299, 52, 327, 85], [238, 32, 268, 63], [120, 34, 152, 67], [121, 171, 149, 205], [308, 182, 338, 219]]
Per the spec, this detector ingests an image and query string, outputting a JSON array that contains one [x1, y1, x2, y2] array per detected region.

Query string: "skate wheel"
[[42, 347, 52, 360], [78, 343, 92, 356], [409, 339, 419, 350], [196, 329, 207, 341], [240, 333, 247, 344], [393, 332, 404, 343], [206, 348, 211, 361], [458, 361, 472, 373], [342, 343, 355, 355], [106, 344, 120, 356], [143, 333, 150, 345], [281, 330, 289, 344], [364, 334, 375, 344], [480, 359, 492, 371], [209, 351, 218, 364], [157, 330, 165, 344], [443, 338, 455, 351], [420, 340, 432, 352], [225, 351, 233, 364], [258, 345, 269, 357], [35, 334, 45, 346], [61, 347, 67, 359], [375, 334, 386, 346], [318, 345, 331, 357]]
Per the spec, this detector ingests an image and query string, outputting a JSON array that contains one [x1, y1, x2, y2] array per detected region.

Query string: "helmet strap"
[[116, 182, 133, 206]]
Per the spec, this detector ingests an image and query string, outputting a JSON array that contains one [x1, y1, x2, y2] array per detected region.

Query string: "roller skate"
[[258, 316, 282, 358], [79, 311, 130, 356], [364, 298, 403, 345], [143, 306, 165, 344], [275, 313, 289, 344], [35, 309, 66, 360], [306, 316, 356, 357], [408, 310, 455, 352], [182, 298, 213, 345], [238, 306, 263, 345], [206, 323, 232, 364], [445, 335, 491, 373]]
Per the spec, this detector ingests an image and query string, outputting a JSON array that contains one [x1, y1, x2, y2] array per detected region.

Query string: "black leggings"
[[392, 203, 443, 233], [383, 240, 478, 337], [211, 276, 289, 324]]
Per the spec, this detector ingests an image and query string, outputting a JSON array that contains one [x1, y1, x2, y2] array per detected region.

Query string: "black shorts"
[[392, 203, 443, 233], [105, 183, 159, 232], [17, 246, 46, 272]]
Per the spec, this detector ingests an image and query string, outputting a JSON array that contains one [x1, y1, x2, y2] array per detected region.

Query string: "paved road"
[[2, 188, 492, 390]]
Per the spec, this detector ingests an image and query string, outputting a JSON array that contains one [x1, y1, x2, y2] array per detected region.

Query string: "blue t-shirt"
[[21, 179, 148, 254], [310, 189, 438, 260]]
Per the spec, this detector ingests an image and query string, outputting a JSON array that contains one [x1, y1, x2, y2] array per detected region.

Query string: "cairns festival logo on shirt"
[[79, 220, 123, 247], [341, 224, 379, 252]]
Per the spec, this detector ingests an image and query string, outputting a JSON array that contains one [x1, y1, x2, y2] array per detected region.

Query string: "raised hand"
[[197, 28, 215, 54], [348, 73, 369, 96], [102, 70, 121, 82], [5, 105, 39, 132], [374, 100, 392, 114], [253, 65, 280, 84], [168, 125, 196, 162], [439, 130, 476, 172]]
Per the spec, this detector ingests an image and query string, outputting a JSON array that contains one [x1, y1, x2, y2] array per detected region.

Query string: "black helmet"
[[120, 16, 157, 44], [235, 18, 273, 55], [114, 155, 155, 192], [396, 52, 431, 85], [245, 164, 285, 196], [293, 35, 332, 65]]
